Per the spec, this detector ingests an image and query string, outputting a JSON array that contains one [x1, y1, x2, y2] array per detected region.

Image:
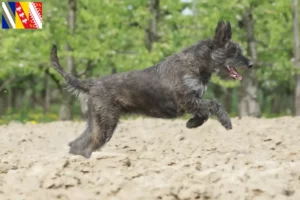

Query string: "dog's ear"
[[225, 20, 232, 40], [214, 20, 232, 46]]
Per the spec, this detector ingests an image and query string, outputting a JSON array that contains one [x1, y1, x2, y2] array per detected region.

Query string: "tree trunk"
[[29, 75, 36, 109], [293, 0, 300, 116], [238, 9, 261, 118], [224, 88, 232, 114], [0, 94, 4, 115], [0, 81, 10, 115], [111, 65, 117, 74], [59, 0, 77, 120], [192, 0, 198, 16], [44, 69, 51, 114], [271, 94, 281, 114], [14, 88, 24, 110], [145, 0, 159, 52], [7, 86, 12, 109]]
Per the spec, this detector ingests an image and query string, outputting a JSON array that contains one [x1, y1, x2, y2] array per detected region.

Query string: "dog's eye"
[[228, 47, 236, 56]]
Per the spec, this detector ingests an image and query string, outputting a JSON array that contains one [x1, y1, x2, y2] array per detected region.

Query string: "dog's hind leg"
[[69, 103, 119, 158], [68, 108, 93, 147]]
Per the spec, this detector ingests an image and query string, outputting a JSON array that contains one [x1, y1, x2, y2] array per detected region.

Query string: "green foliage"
[[0, 0, 295, 81], [0, 0, 298, 122]]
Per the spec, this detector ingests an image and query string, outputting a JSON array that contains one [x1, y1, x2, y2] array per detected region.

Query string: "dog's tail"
[[51, 45, 90, 94]]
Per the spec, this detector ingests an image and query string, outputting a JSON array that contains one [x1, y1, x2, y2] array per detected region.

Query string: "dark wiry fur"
[[51, 20, 252, 158]]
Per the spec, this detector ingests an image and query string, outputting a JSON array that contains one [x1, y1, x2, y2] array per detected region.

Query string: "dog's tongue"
[[231, 68, 242, 80], [227, 66, 242, 80]]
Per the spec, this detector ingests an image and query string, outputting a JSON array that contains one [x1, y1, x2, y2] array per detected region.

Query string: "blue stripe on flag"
[[8, 2, 15, 16], [2, 15, 10, 29]]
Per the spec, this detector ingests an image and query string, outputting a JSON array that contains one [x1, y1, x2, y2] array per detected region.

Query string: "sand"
[[0, 117, 300, 200]]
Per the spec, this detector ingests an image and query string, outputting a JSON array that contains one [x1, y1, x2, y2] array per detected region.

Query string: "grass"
[[0, 108, 59, 125]]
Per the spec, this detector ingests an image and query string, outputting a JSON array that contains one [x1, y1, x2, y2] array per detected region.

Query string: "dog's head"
[[211, 20, 252, 80]]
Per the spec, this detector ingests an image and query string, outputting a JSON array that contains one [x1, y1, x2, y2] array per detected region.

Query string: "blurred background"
[[0, 0, 299, 124]]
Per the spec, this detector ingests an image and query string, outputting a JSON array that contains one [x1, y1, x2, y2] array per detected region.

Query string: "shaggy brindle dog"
[[51, 20, 253, 158]]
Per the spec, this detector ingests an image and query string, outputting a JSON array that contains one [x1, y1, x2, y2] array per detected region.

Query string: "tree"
[[238, 8, 261, 117], [293, 0, 300, 115], [58, 0, 77, 120], [145, 0, 160, 52]]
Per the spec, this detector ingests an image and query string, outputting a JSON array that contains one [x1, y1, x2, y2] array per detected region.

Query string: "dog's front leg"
[[183, 73, 232, 129], [186, 98, 232, 130], [186, 115, 208, 128]]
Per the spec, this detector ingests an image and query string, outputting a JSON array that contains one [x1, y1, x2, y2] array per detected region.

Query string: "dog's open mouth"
[[226, 65, 242, 80]]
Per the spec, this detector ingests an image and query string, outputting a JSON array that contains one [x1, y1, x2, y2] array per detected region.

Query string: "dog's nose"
[[248, 61, 253, 68]]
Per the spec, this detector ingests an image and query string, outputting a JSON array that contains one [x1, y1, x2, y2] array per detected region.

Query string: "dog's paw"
[[186, 116, 208, 129], [215, 109, 232, 130], [222, 119, 232, 130], [69, 137, 93, 158], [69, 145, 93, 158], [218, 113, 232, 130], [68, 140, 74, 147]]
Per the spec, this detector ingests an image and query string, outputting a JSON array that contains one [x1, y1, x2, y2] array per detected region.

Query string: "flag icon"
[[2, 2, 42, 29]]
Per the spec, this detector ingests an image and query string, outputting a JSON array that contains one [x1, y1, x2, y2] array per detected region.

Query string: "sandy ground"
[[0, 117, 300, 200]]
